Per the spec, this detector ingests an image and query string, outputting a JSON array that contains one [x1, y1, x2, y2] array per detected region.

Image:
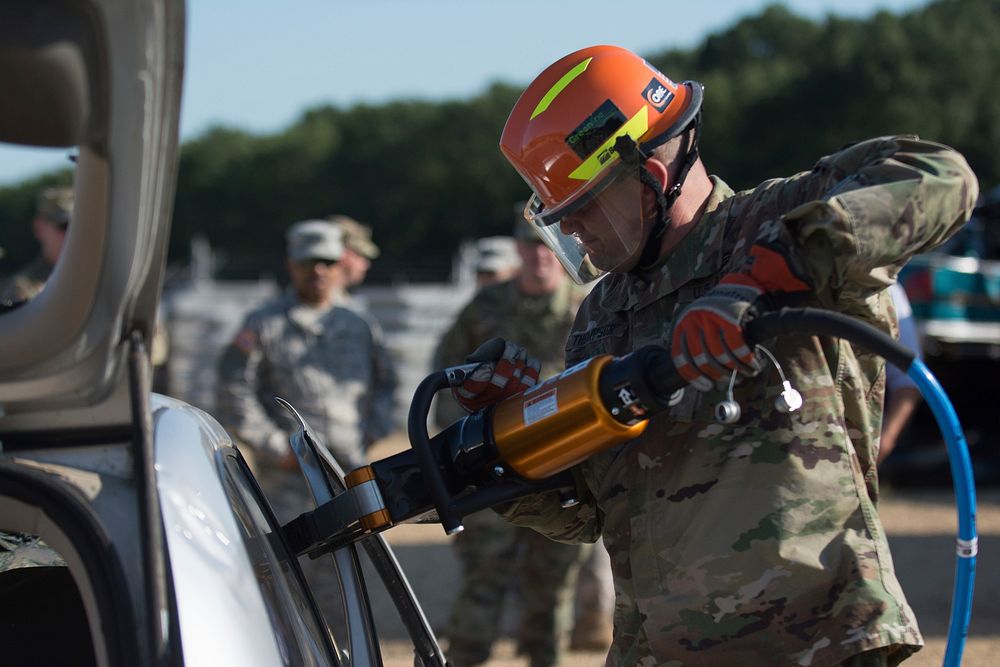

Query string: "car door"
[[0, 0, 186, 664]]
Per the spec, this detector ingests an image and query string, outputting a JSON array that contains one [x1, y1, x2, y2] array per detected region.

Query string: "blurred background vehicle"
[[900, 186, 1000, 360], [886, 188, 1000, 487]]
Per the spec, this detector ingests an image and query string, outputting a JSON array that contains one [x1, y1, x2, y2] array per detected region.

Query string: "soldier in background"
[[0, 186, 169, 377], [328, 214, 379, 293], [216, 218, 398, 480], [0, 186, 72, 302], [472, 236, 520, 287], [435, 212, 611, 667], [216, 219, 397, 642]]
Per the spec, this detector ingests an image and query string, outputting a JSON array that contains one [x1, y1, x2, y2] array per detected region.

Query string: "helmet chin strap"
[[614, 112, 703, 273]]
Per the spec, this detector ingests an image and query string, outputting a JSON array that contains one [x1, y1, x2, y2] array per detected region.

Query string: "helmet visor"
[[524, 167, 649, 284]]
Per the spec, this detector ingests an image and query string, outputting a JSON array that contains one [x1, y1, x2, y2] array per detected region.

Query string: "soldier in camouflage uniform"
[[0, 188, 72, 602], [436, 217, 597, 667], [216, 219, 398, 480], [472, 235, 521, 287], [0, 186, 72, 303], [452, 46, 979, 666], [0, 186, 171, 376], [216, 219, 396, 640], [328, 214, 380, 293]]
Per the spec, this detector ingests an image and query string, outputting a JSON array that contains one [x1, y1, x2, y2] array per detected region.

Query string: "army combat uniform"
[[215, 287, 396, 645], [216, 290, 398, 476], [500, 136, 978, 666], [436, 278, 594, 667]]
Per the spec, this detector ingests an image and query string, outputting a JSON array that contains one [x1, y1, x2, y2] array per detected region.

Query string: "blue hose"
[[745, 310, 978, 666], [906, 360, 978, 667]]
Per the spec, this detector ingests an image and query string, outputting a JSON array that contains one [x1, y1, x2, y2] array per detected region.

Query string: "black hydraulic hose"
[[644, 307, 918, 401], [745, 307, 916, 371], [407, 371, 464, 534], [452, 472, 573, 518]]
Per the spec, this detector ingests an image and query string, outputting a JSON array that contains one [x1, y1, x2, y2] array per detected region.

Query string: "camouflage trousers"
[[445, 509, 591, 667]]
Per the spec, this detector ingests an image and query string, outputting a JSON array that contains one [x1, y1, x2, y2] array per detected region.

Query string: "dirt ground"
[[365, 435, 1000, 666]]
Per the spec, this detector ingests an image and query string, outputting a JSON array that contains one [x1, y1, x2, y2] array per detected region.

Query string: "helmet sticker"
[[565, 99, 626, 159], [567, 107, 649, 181], [641, 58, 676, 84], [642, 78, 674, 112], [531, 57, 593, 120]]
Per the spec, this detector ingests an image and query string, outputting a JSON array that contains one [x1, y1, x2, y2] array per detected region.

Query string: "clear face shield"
[[523, 164, 651, 285]]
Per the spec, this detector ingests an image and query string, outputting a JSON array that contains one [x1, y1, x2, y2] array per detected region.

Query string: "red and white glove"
[[452, 337, 541, 412], [671, 244, 810, 391]]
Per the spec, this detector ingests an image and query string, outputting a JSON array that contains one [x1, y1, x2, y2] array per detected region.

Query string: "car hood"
[[0, 0, 184, 437]]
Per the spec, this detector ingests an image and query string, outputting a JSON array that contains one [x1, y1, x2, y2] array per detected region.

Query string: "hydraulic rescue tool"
[[281, 307, 978, 667]]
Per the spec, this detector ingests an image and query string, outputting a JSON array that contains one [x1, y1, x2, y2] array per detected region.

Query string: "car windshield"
[[221, 451, 341, 666]]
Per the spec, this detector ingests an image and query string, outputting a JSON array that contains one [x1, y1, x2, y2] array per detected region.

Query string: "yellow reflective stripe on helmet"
[[530, 57, 592, 120], [568, 106, 649, 181]]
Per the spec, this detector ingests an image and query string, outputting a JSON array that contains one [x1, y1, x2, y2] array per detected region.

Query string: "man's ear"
[[644, 158, 670, 193]]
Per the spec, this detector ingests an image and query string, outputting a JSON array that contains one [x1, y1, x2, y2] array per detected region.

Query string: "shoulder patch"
[[233, 328, 257, 355]]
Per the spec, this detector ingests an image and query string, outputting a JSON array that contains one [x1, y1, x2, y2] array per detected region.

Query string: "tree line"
[[1, 0, 997, 283]]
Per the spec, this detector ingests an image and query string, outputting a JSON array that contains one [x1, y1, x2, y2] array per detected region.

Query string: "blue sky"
[[0, 0, 926, 185]]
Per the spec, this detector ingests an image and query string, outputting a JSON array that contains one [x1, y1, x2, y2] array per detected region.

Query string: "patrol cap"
[[37, 186, 73, 227], [286, 220, 344, 262], [475, 236, 520, 274], [328, 214, 380, 259], [512, 200, 541, 243]]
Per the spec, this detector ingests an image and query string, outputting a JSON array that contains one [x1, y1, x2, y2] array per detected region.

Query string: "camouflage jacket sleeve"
[[494, 466, 603, 544], [760, 135, 979, 300], [365, 317, 399, 445], [214, 315, 284, 454], [492, 296, 603, 545]]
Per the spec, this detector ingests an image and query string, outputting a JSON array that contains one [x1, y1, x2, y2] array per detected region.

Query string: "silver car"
[[0, 1, 444, 665]]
